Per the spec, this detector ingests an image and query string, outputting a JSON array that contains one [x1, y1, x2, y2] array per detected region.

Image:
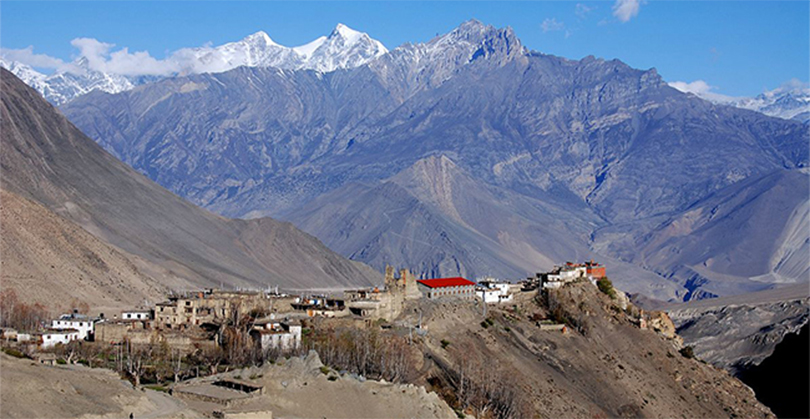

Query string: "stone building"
[[250, 320, 302, 351], [344, 266, 422, 319], [155, 289, 270, 330]]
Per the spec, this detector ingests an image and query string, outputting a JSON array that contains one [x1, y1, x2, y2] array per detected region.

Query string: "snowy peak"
[[0, 58, 133, 105], [735, 84, 810, 123], [331, 23, 364, 43], [3, 24, 389, 105], [674, 80, 810, 123], [242, 31, 279, 47], [303, 23, 388, 73], [369, 20, 525, 93]]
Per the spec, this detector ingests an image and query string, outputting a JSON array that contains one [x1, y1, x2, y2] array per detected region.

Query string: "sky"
[[1, 1, 807, 97]]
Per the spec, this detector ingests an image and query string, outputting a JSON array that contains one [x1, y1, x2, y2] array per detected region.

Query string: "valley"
[[55, 21, 809, 302]]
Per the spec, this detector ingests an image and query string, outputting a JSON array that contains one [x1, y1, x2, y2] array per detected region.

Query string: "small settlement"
[[1, 261, 610, 359]]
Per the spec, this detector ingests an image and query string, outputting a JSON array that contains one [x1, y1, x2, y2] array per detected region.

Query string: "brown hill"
[[0, 68, 379, 308], [402, 282, 774, 418]]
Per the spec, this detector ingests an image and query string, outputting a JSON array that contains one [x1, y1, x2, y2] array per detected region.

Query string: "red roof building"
[[416, 277, 476, 300]]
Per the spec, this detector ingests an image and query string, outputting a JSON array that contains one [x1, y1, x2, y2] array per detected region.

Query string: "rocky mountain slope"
[[60, 20, 810, 301], [666, 284, 809, 418], [1, 24, 386, 105], [1, 68, 379, 308], [400, 281, 775, 418], [668, 283, 809, 375]]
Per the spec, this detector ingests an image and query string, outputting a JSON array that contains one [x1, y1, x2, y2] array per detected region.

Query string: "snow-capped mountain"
[[730, 85, 810, 123], [1, 23, 387, 105], [0, 58, 136, 105], [181, 23, 386, 74], [670, 80, 810, 123], [294, 24, 388, 73]]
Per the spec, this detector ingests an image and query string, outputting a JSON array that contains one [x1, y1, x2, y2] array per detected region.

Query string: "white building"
[[51, 313, 97, 340], [39, 329, 80, 348], [476, 280, 514, 304], [121, 310, 153, 321], [541, 263, 588, 289]]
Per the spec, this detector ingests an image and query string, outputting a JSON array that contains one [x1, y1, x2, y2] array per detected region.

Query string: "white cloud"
[[69, 38, 178, 76], [613, 0, 643, 23], [541, 18, 566, 33], [773, 78, 809, 93], [2, 38, 188, 77], [668, 80, 735, 103], [575, 3, 595, 19], [0, 46, 66, 69]]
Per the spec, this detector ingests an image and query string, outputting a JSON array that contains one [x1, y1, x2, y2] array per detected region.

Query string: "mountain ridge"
[[59, 20, 810, 301], [0, 23, 387, 105]]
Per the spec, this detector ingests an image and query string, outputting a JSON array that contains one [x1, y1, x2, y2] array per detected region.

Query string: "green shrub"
[[144, 385, 169, 393], [77, 359, 89, 366], [485, 318, 494, 326], [56, 358, 67, 365], [319, 366, 330, 375], [2, 348, 25, 358], [597, 277, 617, 299], [440, 339, 451, 349], [480, 321, 489, 329]]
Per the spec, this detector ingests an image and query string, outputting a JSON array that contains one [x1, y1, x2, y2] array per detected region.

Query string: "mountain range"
[[670, 80, 810, 123], [0, 23, 386, 105], [0, 68, 378, 310], [4, 22, 808, 125], [11, 20, 808, 302]]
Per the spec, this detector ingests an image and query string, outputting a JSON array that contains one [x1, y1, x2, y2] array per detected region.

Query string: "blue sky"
[[1, 1, 807, 97]]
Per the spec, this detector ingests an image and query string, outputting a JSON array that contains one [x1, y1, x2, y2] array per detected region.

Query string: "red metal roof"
[[416, 277, 476, 288]]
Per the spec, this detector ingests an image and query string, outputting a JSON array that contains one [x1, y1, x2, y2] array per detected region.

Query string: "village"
[[0, 259, 693, 418], [1, 261, 613, 354]]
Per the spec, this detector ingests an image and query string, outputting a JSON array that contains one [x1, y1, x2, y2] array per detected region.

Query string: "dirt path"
[[136, 389, 192, 419]]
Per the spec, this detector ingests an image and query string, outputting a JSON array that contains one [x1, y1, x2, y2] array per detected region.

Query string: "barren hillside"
[[400, 282, 774, 418], [0, 68, 380, 308], [0, 189, 171, 309], [0, 353, 194, 419]]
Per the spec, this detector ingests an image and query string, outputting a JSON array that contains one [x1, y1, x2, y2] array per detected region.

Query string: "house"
[[416, 277, 476, 300], [37, 329, 80, 348], [250, 320, 301, 351], [51, 312, 98, 340], [539, 261, 607, 289], [121, 309, 153, 321], [476, 279, 513, 304], [155, 289, 270, 330]]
